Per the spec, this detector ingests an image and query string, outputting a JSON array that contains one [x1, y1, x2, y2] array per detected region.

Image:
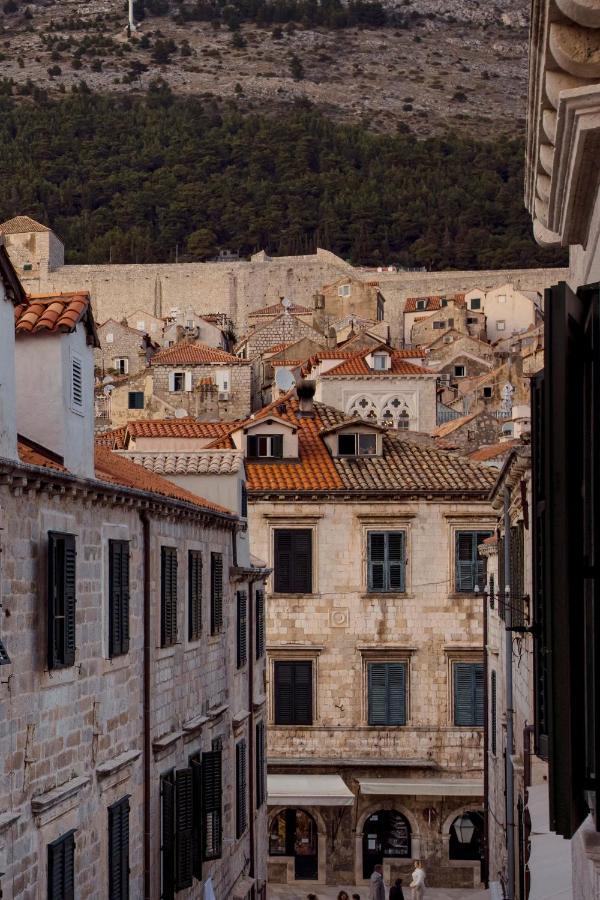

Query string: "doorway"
[[362, 810, 412, 879], [269, 808, 319, 881]]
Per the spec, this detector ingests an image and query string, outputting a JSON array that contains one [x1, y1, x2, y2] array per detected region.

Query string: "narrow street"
[[268, 886, 489, 899]]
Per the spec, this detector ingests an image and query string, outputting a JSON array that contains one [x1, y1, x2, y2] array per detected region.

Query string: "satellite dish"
[[174, 408, 188, 419], [102, 375, 114, 385], [281, 296, 292, 311], [103, 384, 114, 396], [275, 367, 296, 392]]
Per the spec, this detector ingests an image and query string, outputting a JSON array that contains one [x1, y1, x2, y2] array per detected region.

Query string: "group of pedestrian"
[[305, 860, 426, 900]]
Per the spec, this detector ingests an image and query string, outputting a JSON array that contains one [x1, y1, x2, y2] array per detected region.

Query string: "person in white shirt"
[[409, 860, 426, 899]]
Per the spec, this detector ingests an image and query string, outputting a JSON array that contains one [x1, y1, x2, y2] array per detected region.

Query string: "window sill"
[[185, 638, 203, 652], [270, 593, 318, 600], [156, 646, 176, 659], [361, 592, 414, 600], [448, 592, 481, 600]]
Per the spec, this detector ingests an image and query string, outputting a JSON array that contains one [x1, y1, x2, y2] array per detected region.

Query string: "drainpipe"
[[504, 488, 515, 900], [247, 576, 256, 886], [482, 573, 489, 888], [141, 511, 152, 900]]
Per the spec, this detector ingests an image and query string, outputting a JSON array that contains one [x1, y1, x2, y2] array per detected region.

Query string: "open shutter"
[[256, 720, 266, 808], [256, 588, 265, 659], [210, 552, 223, 634], [491, 670, 497, 755], [387, 533, 405, 592], [456, 532, 476, 593], [474, 662, 484, 725], [63, 535, 76, 667], [498, 534, 506, 620], [387, 662, 407, 725], [184, 371, 193, 391], [247, 435, 258, 457], [175, 769, 194, 890], [190, 756, 203, 881], [236, 740, 248, 838], [368, 533, 386, 592], [271, 434, 283, 458], [237, 590, 247, 668], [202, 750, 222, 860], [161, 773, 175, 900], [188, 550, 202, 642], [168, 372, 175, 392], [47, 532, 60, 670], [368, 662, 388, 725]]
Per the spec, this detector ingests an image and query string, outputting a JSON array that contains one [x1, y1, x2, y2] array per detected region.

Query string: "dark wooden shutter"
[[274, 530, 312, 594], [510, 523, 525, 627], [161, 547, 178, 648], [498, 534, 506, 620], [532, 370, 549, 758], [190, 756, 203, 881], [161, 772, 175, 900], [48, 532, 77, 670], [247, 435, 258, 457], [491, 670, 497, 756], [175, 769, 194, 890], [48, 831, 75, 900], [241, 482, 248, 518], [256, 720, 266, 808], [236, 739, 248, 838], [454, 662, 484, 726], [210, 552, 223, 634], [108, 797, 130, 900], [456, 531, 490, 593], [256, 588, 265, 659], [368, 662, 406, 725], [202, 750, 222, 860], [368, 532, 406, 592], [237, 590, 247, 668], [109, 540, 130, 658], [274, 660, 313, 725], [368, 533, 386, 591], [188, 550, 202, 642], [271, 434, 283, 458], [0, 637, 9, 665], [387, 533, 405, 591]]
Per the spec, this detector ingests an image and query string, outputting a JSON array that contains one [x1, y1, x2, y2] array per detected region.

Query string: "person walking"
[[369, 863, 386, 900], [409, 861, 426, 900], [389, 877, 405, 900]]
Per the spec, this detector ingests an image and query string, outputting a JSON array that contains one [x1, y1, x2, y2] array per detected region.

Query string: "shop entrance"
[[362, 809, 412, 879], [270, 808, 319, 881]]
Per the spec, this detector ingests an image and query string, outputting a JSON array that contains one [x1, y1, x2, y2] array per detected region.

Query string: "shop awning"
[[358, 779, 483, 797], [268, 774, 354, 807]]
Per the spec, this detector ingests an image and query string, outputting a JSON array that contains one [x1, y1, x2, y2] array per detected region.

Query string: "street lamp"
[[453, 814, 475, 845]]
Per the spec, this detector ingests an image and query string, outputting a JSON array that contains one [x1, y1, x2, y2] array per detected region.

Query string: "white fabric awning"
[[359, 779, 483, 797], [268, 774, 354, 807]]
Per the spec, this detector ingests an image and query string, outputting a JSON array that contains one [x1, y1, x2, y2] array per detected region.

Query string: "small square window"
[[128, 391, 144, 410], [338, 433, 377, 456], [441, 298, 448, 307], [497, 320, 506, 331], [466, 317, 478, 325], [498, 295, 507, 304], [372, 354, 388, 370], [114, 358, 129, 376], [416, 299, 427, 310], [23, 263, 33, 272], [136, 320, 145, 330], [433, 321, 444, 330], [454, 365, 465, 377], [105, 332, 114, 344], [338, 283, 352, 298], [483, 386, 492, 398], [470, 298, 481, 310]]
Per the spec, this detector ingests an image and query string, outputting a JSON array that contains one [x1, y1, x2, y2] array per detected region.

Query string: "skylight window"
[[338, 433, 377, 456]]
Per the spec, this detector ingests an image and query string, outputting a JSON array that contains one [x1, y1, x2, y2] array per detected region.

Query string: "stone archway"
[[355, 799, 422, 885], [268, 805, 328, 885]]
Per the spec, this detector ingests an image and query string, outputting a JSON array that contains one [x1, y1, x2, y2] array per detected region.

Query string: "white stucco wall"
[[0, 283, 18, 462], [482, 285, 538, 342]]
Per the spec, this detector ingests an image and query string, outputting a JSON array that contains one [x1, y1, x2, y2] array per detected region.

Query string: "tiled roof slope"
[[250, 301, 312, 317], [95, 427, 128, 450], [322, 352, 434, 378], [121, 451, 243, 475], [14, 292, 100, 346], [404, 294, 466, 313], [17, 438, 65, 470], [469, 440, 519, 462], [0, 215, 50, 234], [211, 395, 494, 496], [150, 343, 246, 366], [433, 414, 476, 438], [126, 419, 243, 441]]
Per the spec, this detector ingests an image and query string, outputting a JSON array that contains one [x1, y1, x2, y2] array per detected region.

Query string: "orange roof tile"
[[433, 414, 476, 438], [124, 418, 243, 442], [150, 343, 246, 367], [404, 295, 466, 313], [14, 292, 99, 346], [17, 437, 65, 470], [249, 301, 312, 317], [95, 426, 128, 450], [322, 352, 434, 377], [469, 440, 519, 462], [0, 215, 51, 234]]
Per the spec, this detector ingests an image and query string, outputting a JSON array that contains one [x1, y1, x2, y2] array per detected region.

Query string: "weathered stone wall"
[[152, 362, 252, 420], [95, 320, 148, 377], [410, 307, 486, 347], [243, 315, 324, 358]]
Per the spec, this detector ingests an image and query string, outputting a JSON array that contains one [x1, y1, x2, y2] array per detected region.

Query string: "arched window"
[[269, 809, 319, 881], [363, 809, 411, 878], [348, 395, 378, 422], [448, 811, 484, 861]]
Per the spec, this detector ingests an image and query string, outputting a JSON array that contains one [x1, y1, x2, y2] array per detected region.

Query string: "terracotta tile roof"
[[469, 440, 519, 462], [14, 292, 100, 346], [123, 419, 243, 441], [263, 341, 296, 355], [0, 215, 51, 234], [120, 450, 243, 475], [211, 396, 494, 496], [95, 427, 128, 450], [321, 352, 435, 378], [94, 446, 232, 514], [150, 343, 246, 366], [271, 359, 305, 367], [404, 294, 466, 313], [249, 301, 312, 317], [433, 414, 477, 438], [17, 437, 65, 470]]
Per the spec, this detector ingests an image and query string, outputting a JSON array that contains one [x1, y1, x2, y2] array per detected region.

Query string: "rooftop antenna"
[[281, 296, 292, 317]]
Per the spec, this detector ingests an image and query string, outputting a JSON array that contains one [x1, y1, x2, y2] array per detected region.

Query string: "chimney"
[[296, 379, 316, 417]]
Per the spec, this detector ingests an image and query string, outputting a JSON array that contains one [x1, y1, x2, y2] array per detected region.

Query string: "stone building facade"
[[0, 253, 268, 900], [410, 305, 487, 348], [206, 392, 496, 889], [95, 318, 155, 377], [236, 312, 325, 360], [312, 276, 385, 333]]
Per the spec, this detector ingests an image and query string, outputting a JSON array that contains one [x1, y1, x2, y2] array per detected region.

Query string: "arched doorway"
[[448, 810, 484, 861], [362, 809, 412, 878], [269, 808, 319, 880]]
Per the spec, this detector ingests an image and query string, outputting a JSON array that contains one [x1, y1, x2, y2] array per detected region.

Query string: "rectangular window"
[[453, 661, 484, 726], [256, 720, 266, 808], [416, 299, 427, 310], [490, 670, 497, 755], [210, 552, 223, 635], [108, 797, 130, 900], [48, 830, 75, 900], [188, 550, 202, 642], [338, 433, 377, 456], [70, 353, 84, 415], [441, 298, 448, 307], [161, 769, 194, 897], [202, 750, 223, 860], [48, 532, 77, 669], [161, 547, 178, 648], [368, 532, 406, 593], [483, 386, 492, 398], [237, 590, 247, 668], [236, 739, 248, 838], [498, 294, 507, 303], [338, 283, 351, 297], [455, 530, 492, 593], [274, 529, 312, 594], [256, 588, 265, 659], [247, 434, 283, 458], [454, 365, 465, 377], [467, 316, 478, 325], [109, 540, 130, 658], [274, 660, 313, 725], [448, 318, 455, 328], [470, 297, 481, 310], [497, 320, 506, 331], [106, 332, 114, 343], [173, 372, 185, 392], [367, 661, 407, 726], [433, 320, 444, 330], [128, 391, 144, 410], [114, 358, 129, 376], [372, 353, 388, 369]]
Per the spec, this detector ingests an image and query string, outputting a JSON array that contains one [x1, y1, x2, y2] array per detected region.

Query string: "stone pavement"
[[268, 885, 490, 900]]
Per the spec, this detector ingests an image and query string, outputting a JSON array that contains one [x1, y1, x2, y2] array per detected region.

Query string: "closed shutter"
[[511, 523, 525, 627], [368, 533, 386, 591], [532, 370, 549, 758], [274, 530, 312, 593], [109, 540, 130, 658], [388, 533, 405, 591], [498, 534, 506, 620], [247, 435, 258, 457], [108, 797, 130, 900], [368, 662, 407, 725], [236, 740, 248, 838], [256, 720, 266, 808], [210, 552, 223, 634], [188, 550, 202, 642], [274, 661, 313, 725], [190, 755, 203, 881], [161, 772, 175, 900], [161, 547, 178, 648], [202, 750, 222, 860], [256, 588, 265, 659], [454, 662, 484, 726], [271, 434, 283, 458], [48, 532, 77, 669], [455, 531, 490, 593], [491, 670, 497, 756], [48, 831, 75, 900], [237, 590, 247, 668], [175, 769, 194, 890], [368, 532, 406, 592]]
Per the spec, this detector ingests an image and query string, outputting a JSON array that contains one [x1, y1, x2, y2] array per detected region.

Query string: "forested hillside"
[[0, 85, 565, 269]]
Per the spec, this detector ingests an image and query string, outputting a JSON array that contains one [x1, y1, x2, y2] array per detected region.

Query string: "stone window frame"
[[267, 646, 322, 727], [446, 517, 495, 598], [359, 647, 416, 727], [358, 515, 415, 598], [184, 538, 206, 652], [444, 648, 484, 729], [266, 515, 322, 598]]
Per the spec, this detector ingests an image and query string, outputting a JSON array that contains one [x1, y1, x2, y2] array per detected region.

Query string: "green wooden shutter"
[[237, 590, 247, 668], [108, 797, 130, 900], [368, 662, 388, 725], [271, 434, 283, 458], [190, 756, 202, 881], [48, 831, 75, 900], [256, 588, 265, 659], [368, 533, 386, 591], [454, 662, 484, 726], [368, 663, 406, 725], [161, 772, 175, 900], [387, 662, 407, 724], [236, 739, 248, 838], [210, 552, 223, 634], [188, 550, 202, 642], [456, 532, 477, 592], [387, 533, 405, 592], [202, 750, 222, 860], [175, 769, 194, 890]]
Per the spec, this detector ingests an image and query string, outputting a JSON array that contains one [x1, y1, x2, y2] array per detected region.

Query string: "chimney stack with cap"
[[296, 379, 316, 417]]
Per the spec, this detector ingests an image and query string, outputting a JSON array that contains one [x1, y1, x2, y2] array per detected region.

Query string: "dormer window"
[[372, 353, 390, 371], [441, 298, 448, 307], [338, 433, 377, 456], [416, 299, 427, 311], [470, 298, 481, 310], [247, 434, 283, 458]]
